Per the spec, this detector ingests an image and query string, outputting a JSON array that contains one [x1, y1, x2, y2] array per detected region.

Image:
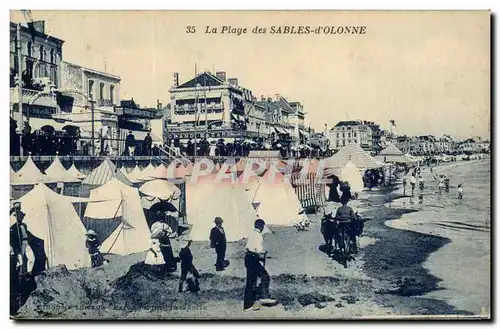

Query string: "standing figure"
[[125, 131, 136, 156], [402, 177, 407, 196], [143, 132, 153, 156], [438, 175, 445, 195], [145, 237, 165, 274], [444, 176, 450, 193], [410, 174, 417, 197], [458, 184, 463, 199], [243, 219, 277, 312], [151, 221, 177, 272], [418, 175, 425, 193], [85, 230, 104, 268], [10, 202, 29, 274], [178, 239, 201, 293], [210, 217, 228, 271]]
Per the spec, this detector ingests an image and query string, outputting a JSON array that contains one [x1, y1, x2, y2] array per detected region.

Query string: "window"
[[342, 132, 345, 138], [99, 82, 104, 100], [336, 133, 339, 138], [354, 132, 357, 138], [110, 85, 115, 104], [348, 133, 351, 138], [27, 42, 32, 57], [50, 49, 54, 63], [88, 80, 94, 99], [39, 45, 44, 61], [342, 140, 346, 146]]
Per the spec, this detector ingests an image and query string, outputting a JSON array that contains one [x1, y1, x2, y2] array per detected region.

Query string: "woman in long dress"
[[145, 238, 166, 274]]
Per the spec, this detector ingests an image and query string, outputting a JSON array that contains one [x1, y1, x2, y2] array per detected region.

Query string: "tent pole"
[[104, 198, 125, 254]]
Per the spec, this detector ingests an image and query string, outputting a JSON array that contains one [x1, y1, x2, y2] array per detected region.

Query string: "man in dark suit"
[[10, 202, 29, 274], [210, 217, 228, 271]]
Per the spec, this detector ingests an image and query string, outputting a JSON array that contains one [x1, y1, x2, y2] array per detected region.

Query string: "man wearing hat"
[[85, 230, 104, 268], [10, 202, 29, 274], [210, 217, 228, 271], [244, 219, 277, 311]]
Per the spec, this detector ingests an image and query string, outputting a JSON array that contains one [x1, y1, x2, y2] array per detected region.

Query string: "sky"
[[10, 10, 491, 140]]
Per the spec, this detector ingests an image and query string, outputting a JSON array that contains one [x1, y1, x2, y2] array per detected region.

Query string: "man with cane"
[[243, 219, 277, 312]]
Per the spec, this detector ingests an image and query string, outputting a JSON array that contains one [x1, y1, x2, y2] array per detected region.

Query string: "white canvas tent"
[[251, 169, 302, 226], [324, 143, 383, 171], [17, 183, 90, 269], [45, 156, 80, 183], [123, 165, 143, 184], [375, 143, 416, 164], [135, 163, 157, 182], [11, 156, 52, 185], [84, 178, 151, 255], [339, 161, 364, 193], [67, 163, 86, 180], [186, 174, 257, 242]]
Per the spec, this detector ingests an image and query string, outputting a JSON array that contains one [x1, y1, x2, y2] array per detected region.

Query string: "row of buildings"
[[9, 19, 312, 157], [327, 120, 490, 155], [9, 20, 164, 156]]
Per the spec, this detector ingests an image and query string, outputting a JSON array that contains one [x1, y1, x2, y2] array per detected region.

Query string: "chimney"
[[32, 21, 45, 34], [228, 78, 238, 86], [275, 94, 281, 101], [261, 95, 265, 101], [267, 97, 272, 102], [216, 71, 227, 82], [173, 72, 179, 87], [157, 99, 162, 110]]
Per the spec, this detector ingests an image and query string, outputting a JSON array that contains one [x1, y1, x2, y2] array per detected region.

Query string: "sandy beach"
[[12, 160, 490, 320]]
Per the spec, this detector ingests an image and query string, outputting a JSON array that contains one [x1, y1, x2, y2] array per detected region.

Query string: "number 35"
[[186, 26, 196, 34]]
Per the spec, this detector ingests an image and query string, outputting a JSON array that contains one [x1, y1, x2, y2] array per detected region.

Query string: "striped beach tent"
[[82, 158, 133, 187]]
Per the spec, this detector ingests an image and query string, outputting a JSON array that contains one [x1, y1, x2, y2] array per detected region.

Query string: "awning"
[[28, 118, 65, 131], [274, 127, 287, 134], [231, 113, 245, 122]]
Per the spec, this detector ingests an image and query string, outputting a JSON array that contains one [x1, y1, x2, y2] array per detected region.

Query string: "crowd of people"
[[10, 199, 277, 312]]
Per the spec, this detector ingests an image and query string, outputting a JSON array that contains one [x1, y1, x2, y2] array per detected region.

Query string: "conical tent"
[[11, 156, 51, 185], [251, 168, 302, 226], [67, 163, 86, 180], [124, 165, 143, 183], [136, 163, 157, 182], [150, 163, 171, 179], [45, 156, 80, 183], [339, 161, 364, 193], [18, 183, 90, 269], [375, 143, 416, 164], [82, 158, 132, 186], [186, 173, 257, 242], [324, 143, 383, 171], [84, 178, 151, 255]]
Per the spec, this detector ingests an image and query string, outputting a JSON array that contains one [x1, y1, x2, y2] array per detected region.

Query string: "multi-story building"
[[363, 121, 383, 152], [166, 71, 253, 142], [58, 61, 121, 154], [328, 120, 373, 151], [10, 21, 64, 137], [459, 137, 490, 153], [435, 134, 455, 154]]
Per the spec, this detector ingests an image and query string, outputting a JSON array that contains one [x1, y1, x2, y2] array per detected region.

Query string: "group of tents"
[[9, 142, 415, 271]]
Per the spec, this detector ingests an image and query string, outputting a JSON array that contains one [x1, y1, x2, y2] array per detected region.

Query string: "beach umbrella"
[[139, 179, 181, 200]]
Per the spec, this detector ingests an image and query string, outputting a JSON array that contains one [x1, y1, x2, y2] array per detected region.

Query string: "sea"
[[387, 159, 491, 316]]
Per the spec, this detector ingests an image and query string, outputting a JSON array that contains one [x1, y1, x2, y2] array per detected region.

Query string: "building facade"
[[328, 120, 373, 151], [10, 21, 64, 136]]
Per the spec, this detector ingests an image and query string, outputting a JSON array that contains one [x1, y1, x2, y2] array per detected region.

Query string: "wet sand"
[[386, 159, 490, 316]]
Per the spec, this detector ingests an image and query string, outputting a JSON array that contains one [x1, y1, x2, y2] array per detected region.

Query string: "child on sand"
[[85, 230, 104, 268], [178, 239, 200, 293], [458, 184, 463, 199]]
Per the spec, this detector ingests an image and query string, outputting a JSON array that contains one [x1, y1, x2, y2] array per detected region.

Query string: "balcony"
[[97, 99, 114, 107]]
